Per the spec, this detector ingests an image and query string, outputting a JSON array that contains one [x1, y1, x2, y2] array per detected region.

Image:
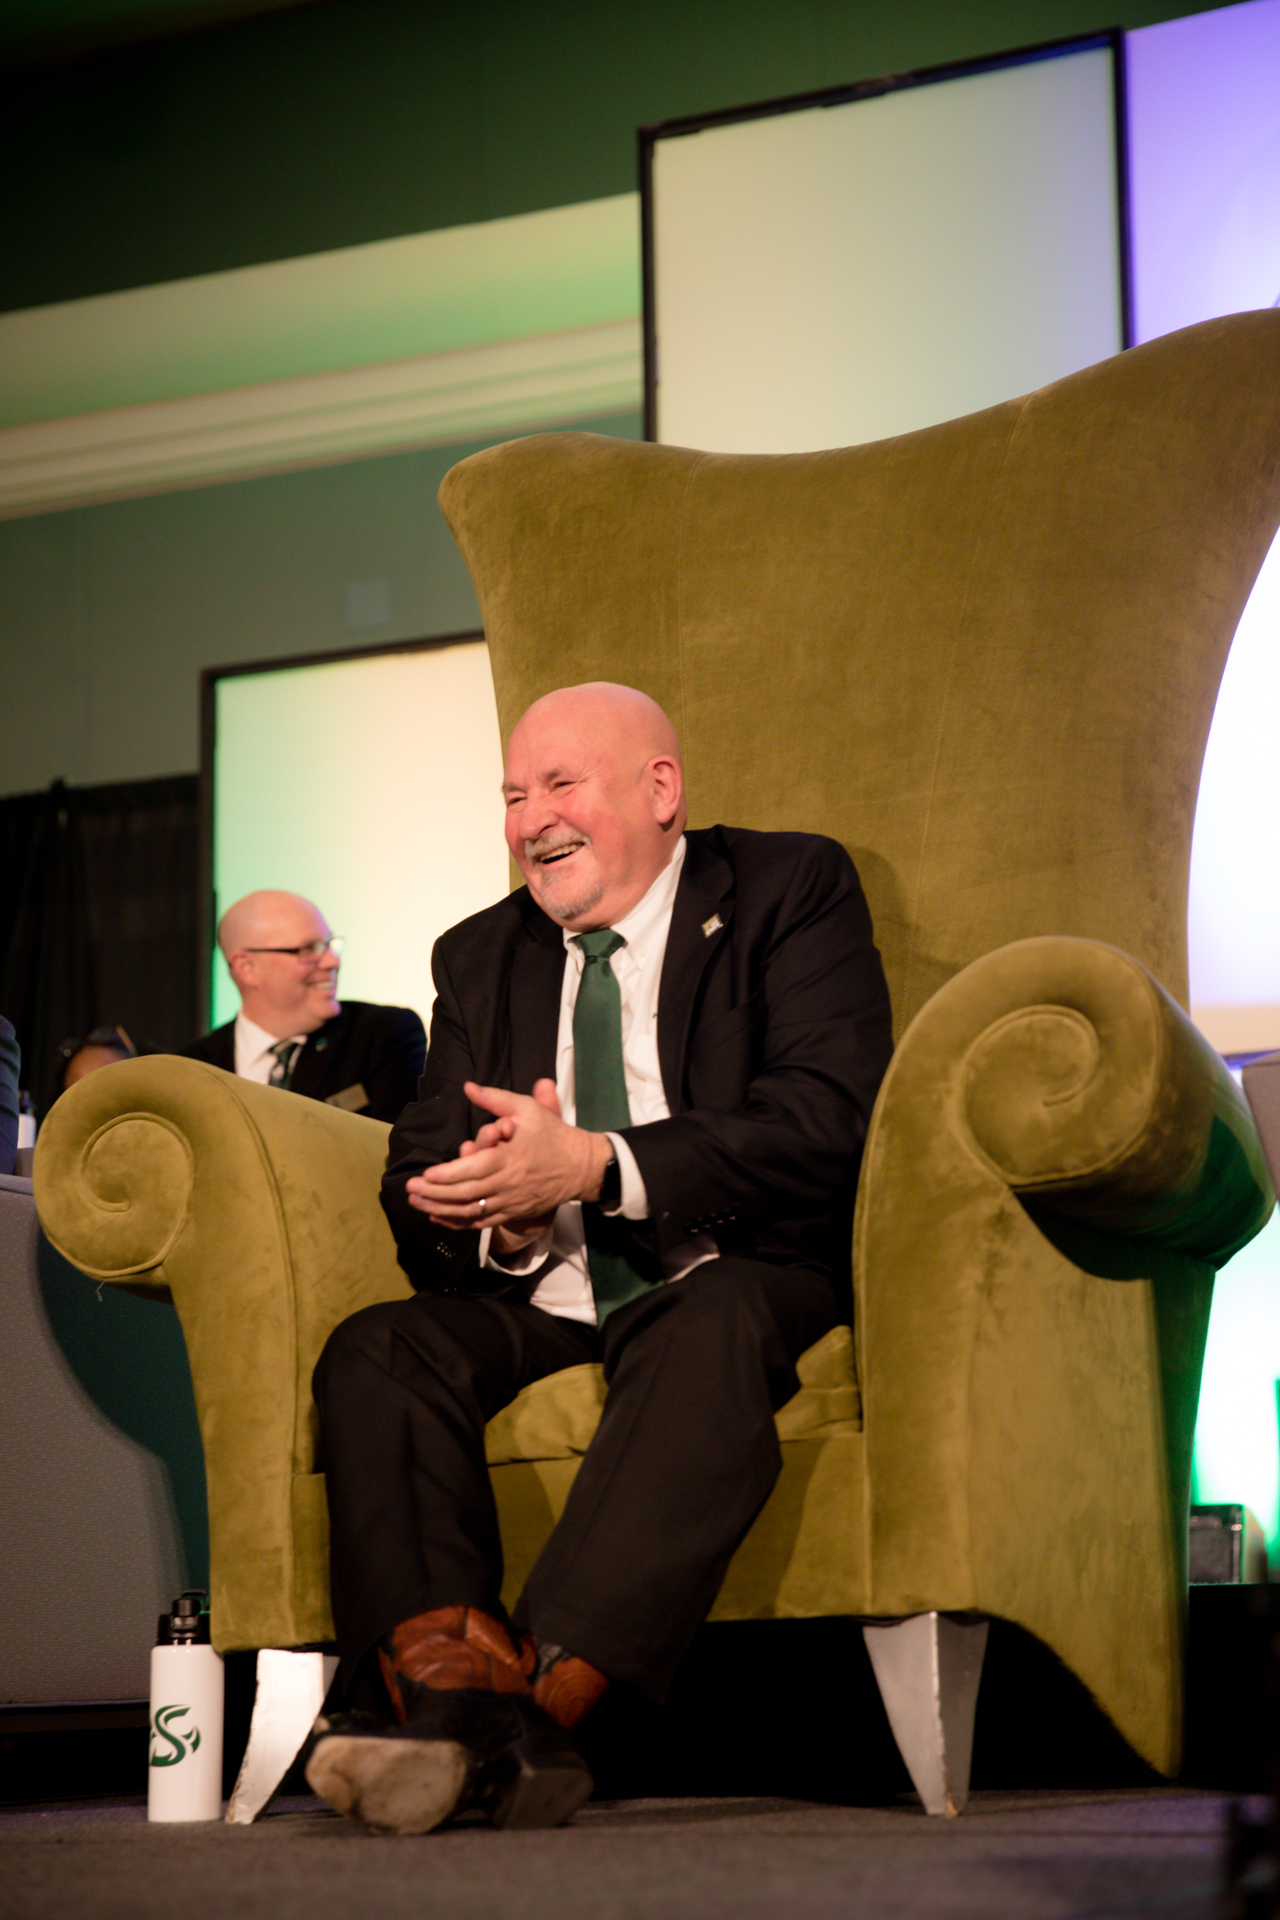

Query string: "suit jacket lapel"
[[657, 832, 734, 1112], [509, 903, 566, 1095], [289, 1008, 346, 1099]]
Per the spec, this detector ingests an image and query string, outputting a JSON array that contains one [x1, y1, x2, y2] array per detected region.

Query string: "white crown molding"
[[0, 195, 642, 427], [0, 320, 643, 520]]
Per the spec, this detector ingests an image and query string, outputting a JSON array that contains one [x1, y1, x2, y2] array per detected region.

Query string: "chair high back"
[[439, 311, 1280, 1038]]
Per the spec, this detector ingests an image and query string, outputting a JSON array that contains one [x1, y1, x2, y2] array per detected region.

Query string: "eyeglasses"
[[243, 936, 344, 961], [56, 1023, 137, 1062]]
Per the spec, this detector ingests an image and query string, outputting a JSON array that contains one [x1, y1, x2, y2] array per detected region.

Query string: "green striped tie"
[[572, 930, 659, 1323], [268, 1039, 300, 1088]]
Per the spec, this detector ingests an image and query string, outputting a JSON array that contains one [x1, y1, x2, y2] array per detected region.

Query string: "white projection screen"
[[206, 637, 507, 1031], [644, 36, 1128, 452]]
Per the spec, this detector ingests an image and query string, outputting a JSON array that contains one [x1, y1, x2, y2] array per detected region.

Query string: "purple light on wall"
[[1127, 0, 1280, 344], [1128, 0, 1280, 1545]]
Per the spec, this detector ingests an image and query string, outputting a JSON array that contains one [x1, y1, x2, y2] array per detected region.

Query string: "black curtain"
[[0, 774, 200, 1120]]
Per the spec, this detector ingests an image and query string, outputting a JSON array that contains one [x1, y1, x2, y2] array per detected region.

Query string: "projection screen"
[[643, 35, 1128, 452], [206, 636, 506, 1031]]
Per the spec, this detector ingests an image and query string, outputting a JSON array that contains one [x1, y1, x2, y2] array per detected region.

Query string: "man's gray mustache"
[[524, 835, 589, 861]]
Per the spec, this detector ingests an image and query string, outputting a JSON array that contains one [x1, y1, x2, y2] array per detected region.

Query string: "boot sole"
[[305, 1731, 469, 1835]]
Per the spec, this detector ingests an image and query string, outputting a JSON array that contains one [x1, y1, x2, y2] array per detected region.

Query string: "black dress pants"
[[313, 1256, 842, 1703]]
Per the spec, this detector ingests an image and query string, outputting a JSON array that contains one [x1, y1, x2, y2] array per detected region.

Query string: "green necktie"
[[572, 929, 659, 1323], [268, 1039, 301, 1088]]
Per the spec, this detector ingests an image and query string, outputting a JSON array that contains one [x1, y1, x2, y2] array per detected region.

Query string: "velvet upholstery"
[[31, 1060, 864, 1654], [33, 310, 1280, 1780], [440, 313, 1280, 1034]]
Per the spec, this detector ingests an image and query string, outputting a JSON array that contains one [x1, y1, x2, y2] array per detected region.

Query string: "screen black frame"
[[638, 27, 1132, 443]]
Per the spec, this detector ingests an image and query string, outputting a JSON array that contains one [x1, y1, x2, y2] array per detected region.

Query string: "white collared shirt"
[[482, 833, 716, 1324], [233, 1012, 309, 1084]]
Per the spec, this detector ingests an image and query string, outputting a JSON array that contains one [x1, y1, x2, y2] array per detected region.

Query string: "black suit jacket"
[[181, 1000, 426, 1124], [382, 827, 892, 1299]]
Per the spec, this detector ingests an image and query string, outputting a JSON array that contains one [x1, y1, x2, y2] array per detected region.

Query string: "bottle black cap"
[[156, 1588, 211, 1645]]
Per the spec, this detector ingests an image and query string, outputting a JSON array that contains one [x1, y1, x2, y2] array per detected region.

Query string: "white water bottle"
[[148, 1590, 224, 1822]]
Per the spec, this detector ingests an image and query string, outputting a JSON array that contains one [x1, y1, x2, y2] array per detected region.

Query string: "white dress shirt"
[[234, 1012, 309, 1084], [480, 834, 716, 1324]]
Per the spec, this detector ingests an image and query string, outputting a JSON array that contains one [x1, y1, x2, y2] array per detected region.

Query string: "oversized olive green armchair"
[[34, 310, 1280, 1820]]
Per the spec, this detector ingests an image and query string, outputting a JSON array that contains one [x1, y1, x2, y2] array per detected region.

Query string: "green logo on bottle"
[[149, 1703, 202, 1767]]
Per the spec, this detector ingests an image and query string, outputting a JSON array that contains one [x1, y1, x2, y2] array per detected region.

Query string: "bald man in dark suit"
[[306, 684, 892, 1836], [181, 890, 424, 1123]]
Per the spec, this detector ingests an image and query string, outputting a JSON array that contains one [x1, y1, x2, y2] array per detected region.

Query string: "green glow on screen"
[[212, 639, 508, 1032], [1193, 1207, 1280, 1552]]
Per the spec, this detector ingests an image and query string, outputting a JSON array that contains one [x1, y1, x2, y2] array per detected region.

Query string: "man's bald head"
[[502, 682, 687, 930], [218, 890, 314, 960], [511, 683, 682, 770], [218, 890, 341, 1038]]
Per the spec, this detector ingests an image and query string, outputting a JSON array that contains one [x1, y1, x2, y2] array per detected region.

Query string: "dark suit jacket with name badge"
[[181, 1000, 426, 1124], [381, 826, 893, 1305]]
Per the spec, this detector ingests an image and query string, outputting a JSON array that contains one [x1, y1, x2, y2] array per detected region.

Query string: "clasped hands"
[[405, 1079, 612, 1256]]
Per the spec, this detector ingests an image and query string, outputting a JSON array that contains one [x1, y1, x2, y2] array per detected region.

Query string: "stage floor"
[[0, 1787, 1244, 1920]]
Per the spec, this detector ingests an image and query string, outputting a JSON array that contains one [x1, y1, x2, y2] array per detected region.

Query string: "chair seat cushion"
[[483, 1322, 860, 1466]]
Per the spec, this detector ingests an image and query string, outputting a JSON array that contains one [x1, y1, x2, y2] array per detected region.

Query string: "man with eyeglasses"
[[180, 889, 425, 1123]]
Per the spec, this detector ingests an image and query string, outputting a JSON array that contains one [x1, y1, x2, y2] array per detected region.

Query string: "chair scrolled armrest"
[[34, 1054, 408, 1310], [853, 938, 1271, 1399], [852, 937, 1272, 1777], [33, 1054, 410, 1652], [942, 935, 1273, 1265], [33, 1079, 196, 1297]]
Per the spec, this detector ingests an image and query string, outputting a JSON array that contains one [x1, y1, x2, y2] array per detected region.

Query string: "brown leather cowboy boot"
[[304, 1691, 593, 1835], [379, 1606, 535, 1723], [531, 1643, 610, 1731], [308, 1611, 593, 1834]]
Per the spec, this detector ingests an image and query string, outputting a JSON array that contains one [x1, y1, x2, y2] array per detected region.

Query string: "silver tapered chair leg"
[[225, 1648, 339, 1824], [862, 1612, 988, 1817]]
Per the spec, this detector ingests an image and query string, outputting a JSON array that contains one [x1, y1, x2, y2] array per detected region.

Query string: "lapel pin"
[[702, 914, 723, 939]]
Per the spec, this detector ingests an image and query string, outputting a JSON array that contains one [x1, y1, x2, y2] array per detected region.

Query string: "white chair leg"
[[225, 1648, 339, 1825], [863, 1612, 988, 1817]]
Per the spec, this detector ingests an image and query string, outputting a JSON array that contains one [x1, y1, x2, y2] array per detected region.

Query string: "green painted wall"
[[1, 0, 1234, 312], [0, 0, 1239, 797], [0, 408, 641, 795]]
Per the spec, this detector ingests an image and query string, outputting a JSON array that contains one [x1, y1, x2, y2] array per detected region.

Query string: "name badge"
[[325, 1083, 369, 1113]]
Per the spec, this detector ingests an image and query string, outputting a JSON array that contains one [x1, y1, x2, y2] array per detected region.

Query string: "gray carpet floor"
[[0, 1788, 1246, 1920]]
